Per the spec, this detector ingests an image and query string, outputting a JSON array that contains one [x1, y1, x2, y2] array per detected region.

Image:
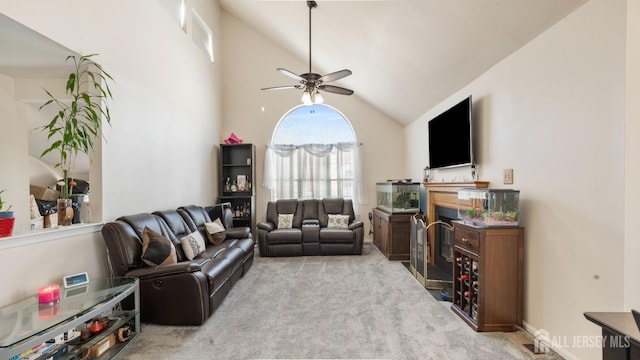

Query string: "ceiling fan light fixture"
[[302, 90, 313, 106], [301, 90, 324, 106], [312, 91, 323, 104]]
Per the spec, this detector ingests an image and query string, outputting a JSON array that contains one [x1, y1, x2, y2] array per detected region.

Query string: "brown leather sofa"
[[101, 204, 253, 325], [257, 198, 363, 257]]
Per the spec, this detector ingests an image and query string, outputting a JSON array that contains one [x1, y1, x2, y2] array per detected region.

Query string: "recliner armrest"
[[302, 219, 320, 226], [257, 222, 274, 231], [349, 220, 364, 230], [126, 260, 207, 279], [127, 260, 211, 326]]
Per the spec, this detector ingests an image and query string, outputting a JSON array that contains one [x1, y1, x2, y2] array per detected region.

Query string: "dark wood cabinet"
[[219, 144, 255, 232], [451, 221, 524, 332], [372, 208, 412, 260]]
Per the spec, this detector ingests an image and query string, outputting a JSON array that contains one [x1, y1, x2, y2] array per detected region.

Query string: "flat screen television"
[[428, 96, 473, 169]]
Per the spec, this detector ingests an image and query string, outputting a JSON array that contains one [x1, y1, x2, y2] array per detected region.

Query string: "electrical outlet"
[[503, 169, 514, 184]]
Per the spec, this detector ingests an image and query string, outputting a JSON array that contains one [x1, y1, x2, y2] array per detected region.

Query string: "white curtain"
[[263, 142, 368, 211]]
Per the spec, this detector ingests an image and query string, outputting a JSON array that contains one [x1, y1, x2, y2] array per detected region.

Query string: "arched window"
[[264, 104, 367, 209]]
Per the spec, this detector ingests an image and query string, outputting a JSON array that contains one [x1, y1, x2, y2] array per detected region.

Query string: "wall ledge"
[[0, 223, 102, 250]]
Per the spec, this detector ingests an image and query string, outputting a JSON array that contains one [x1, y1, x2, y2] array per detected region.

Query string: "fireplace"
[[434, 206, 457, 276], [421, 181, 489, 293]]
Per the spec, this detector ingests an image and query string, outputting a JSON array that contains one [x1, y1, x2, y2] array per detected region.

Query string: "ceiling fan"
[[261, 0, 354, 105]]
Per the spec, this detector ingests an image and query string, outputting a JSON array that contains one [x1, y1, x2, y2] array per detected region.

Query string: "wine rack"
[[454, 255, 479, 321], [451, 221, 524, 332]]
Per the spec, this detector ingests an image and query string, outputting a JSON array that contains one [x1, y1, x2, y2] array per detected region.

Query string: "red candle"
[[38, 284, 60, 304]]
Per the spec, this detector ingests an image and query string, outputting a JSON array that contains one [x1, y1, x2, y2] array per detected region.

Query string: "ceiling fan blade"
[[277, 68, 306, 83], [261, 85, 303, 91], [318, 84, 354, 96], [318, 69, 352, 84]]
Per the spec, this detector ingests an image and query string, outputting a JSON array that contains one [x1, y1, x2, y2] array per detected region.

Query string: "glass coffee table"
[[0, 277, 139, 359]]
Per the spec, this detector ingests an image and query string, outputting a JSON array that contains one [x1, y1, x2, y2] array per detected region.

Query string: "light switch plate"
[[503, 169, 514, 184]]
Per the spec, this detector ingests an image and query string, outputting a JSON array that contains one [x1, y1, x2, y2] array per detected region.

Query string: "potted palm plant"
[[0, 189, 15, 237], [39, 54, 113, 226]]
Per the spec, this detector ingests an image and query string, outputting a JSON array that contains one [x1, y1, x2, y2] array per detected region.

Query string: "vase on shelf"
[[57, 199, 74, 226]]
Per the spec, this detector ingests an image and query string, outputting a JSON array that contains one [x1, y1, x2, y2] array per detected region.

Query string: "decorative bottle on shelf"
[[225, 177, 231, 192], [231, 181, 237, 192], [80, 194, 92, 223]]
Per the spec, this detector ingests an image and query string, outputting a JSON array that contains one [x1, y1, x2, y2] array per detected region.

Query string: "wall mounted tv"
[[428, 95, 474, 169]]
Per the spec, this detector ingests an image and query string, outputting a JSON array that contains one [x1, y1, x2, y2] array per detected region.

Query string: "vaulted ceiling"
[[0, 1, 589, 125], [219, 0, 588, 125]]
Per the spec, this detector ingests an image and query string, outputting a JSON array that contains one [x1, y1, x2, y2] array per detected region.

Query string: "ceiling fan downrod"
[[307, 1, 317, 75]]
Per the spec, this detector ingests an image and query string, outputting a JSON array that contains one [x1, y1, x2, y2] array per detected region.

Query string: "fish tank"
[[457, 189, 520, 227], [376, 181, 420, 213]]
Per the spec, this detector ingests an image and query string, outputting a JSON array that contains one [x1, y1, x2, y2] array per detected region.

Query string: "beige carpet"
[[118, 242, 562, 360]]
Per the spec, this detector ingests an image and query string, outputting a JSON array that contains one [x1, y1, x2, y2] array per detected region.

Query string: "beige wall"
[[625, 0, 640, 311], [220, 12, 406, 230], [0, 0, 223, 306], [0, 74, 30, 233], [0, 230, 106, 303], [406, 0, 627, 359]]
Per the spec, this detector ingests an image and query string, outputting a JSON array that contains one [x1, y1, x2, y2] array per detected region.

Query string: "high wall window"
[[264, 104, 367, 210]]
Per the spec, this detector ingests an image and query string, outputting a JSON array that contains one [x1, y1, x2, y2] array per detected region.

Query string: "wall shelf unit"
[[219, 143, 256, 232]]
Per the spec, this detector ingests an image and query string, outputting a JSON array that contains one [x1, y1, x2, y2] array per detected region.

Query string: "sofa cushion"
[[266, 200, 303, 228], [152, 210, 192, 262], [181, 231, 207, 260], [217, 246, 245, 269], [201, 257, 233, 292], [198, 242, 228, 260], [267, 228, 303, 244], [141, 226, 178, 266], [319, 228, 354, 243], [277, 214, 294, 229], [319, 198, 344, 227], [178, 205, 212, 232], [323, 198, 345, 214], [302, 199, 319, 220], [327, 214, 350, 229], [229, 238, 255, 256], [205, 218, 226, 245]]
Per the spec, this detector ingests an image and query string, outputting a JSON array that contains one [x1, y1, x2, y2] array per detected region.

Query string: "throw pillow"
[[204, 218, 226, 245], [327, 214, 350, 229], [277, 214, 294, 229], [141, 226, 177, 266], [180, 231, 207, 260]]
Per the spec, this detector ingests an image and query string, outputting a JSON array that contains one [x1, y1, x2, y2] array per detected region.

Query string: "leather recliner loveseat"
[[101, 204, 253, 326], [257, 198, 363, 257]]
